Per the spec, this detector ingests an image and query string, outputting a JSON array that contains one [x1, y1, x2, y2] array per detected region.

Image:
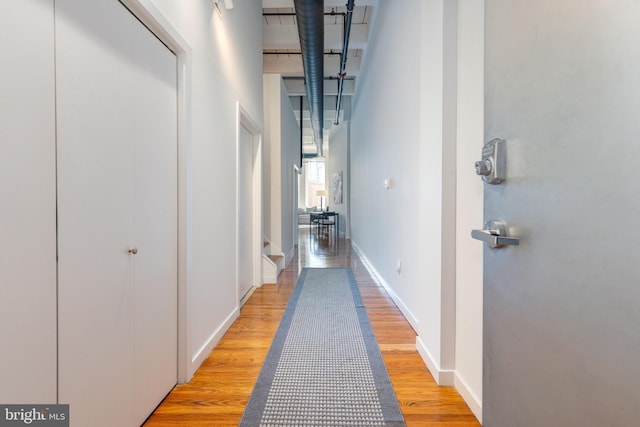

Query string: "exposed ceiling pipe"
[[299, 96, 304, 164], [335, 0, 355, 126], [263, 12, 345, 17], [294, 0, 324, 156], [263, 51, 342, 56], [283, 76, 355, 81]]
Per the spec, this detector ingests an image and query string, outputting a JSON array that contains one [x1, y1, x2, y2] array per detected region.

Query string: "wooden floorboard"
[[144, 228, 480, 426]]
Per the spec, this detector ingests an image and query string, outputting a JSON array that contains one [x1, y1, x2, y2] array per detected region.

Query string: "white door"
[[56, 0, 177, 425], [483, 1, 640, 425], [130, 11, 178, 425], [238, 124, 255, 300], [0, 0, 57, 403]]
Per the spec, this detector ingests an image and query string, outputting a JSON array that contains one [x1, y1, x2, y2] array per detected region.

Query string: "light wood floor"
[[144, 228, 481, 426]]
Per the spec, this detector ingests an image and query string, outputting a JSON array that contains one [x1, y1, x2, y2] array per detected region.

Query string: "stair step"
[[262, 253, 284, 284], [267, 255, 283, 263], [263, 241, 270, 248]]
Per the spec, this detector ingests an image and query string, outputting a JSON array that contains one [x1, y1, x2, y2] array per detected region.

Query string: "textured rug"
[[239, 268, 406, 427]]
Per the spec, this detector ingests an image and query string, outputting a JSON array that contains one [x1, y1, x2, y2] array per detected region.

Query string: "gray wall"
[[327, 122, 349, 238], [349, 0, 484, 419]]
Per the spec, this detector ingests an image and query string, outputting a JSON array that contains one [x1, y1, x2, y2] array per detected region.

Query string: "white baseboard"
[[454, 371, 483, 423], [351, 241, 419, 331], [351, 242, 482, 424], [416, 336, 454, 386], [239, 286, 257, 307], [285, 246, 295, 266], [188, 307, 240, 380]]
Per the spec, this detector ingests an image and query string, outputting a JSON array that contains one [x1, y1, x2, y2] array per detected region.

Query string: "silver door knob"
[[471, 220, 519, 248], [128, 247, 138, 255]]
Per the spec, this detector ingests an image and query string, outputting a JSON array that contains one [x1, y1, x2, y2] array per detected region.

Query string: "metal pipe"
[[263, 12, 346, 17], [294, 0, 324, 155], [299, 96, 304, 165], [335, 0, 355, 125], [263, 51, 341, 56], [283, 76, 355, 81]]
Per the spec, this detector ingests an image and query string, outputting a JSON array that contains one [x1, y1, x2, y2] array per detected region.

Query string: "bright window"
[[304, 159, 325, 208]]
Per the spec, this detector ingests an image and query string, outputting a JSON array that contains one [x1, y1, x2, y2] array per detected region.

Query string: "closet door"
[[0, 0, 57, 403], [130, 18, 178, 426], [56, 0, 177, 425]]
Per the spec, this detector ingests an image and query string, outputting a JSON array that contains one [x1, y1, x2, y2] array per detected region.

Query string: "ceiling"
[[262, 0, 377, 155]]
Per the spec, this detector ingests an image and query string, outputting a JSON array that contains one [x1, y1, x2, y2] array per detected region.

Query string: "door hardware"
[[475, 138, 506, 184], [471, 220, 519, 248]]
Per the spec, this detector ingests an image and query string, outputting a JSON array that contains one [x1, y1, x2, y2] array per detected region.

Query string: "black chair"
[[317, 217, 336, 241]]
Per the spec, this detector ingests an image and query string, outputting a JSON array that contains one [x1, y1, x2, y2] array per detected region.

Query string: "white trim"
[[454, 371, 483, 423], [416, 336, 455, 386], [189, 307, 240, 378], [351, 241, 419, 331], [285, 246, 295, 266], [239, 286, 257, 308], [293, 164, 301, 249], [351, 237, 463, 391], [236, 103, 264, 300], [119, 0, 193, 384]]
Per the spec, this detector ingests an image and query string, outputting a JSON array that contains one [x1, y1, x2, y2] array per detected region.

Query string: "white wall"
[[350, 0, 482, 419], [145, 0, 264, 377], [413, 0, 457, 386], [263, 74, 300, 262], [263, 76, 276, 248], [327, 122, 350, 237], [351, 0, 423, 335], [278, 78, 300, 260], [351, 0, 445, 369]]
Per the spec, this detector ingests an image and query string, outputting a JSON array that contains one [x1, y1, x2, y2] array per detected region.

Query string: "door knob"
[[471, 220, 519, 248], [128, 247, 138, 255]]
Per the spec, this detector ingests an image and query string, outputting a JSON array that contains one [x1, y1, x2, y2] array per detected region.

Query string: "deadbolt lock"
[[475, 138, 505, 184]]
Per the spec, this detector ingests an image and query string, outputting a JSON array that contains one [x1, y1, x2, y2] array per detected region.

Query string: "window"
[[304, 159, 325, 208], [305, 159, 325, 183]]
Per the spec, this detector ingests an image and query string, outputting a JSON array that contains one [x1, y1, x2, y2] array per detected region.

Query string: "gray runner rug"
[[239, 267, 406, 427]]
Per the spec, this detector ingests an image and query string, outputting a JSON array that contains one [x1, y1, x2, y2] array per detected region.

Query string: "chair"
[[310, 211, 322, 231], [317, 217, 336, 240]]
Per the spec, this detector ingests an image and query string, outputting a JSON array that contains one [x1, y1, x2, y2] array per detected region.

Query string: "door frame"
[[453, 0, 485, 421], [120, 0, 192, 384], [236, 102, 263, 302], [293, 164, 301, 246]]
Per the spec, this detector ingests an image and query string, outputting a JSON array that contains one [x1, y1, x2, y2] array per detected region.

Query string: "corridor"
[[144, 228, 479, 426]]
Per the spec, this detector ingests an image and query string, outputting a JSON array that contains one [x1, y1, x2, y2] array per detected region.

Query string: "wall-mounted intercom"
[[475, 138, 506, 184]]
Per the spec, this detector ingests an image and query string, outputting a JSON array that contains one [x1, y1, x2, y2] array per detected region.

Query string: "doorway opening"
[[236, 103, 263, 305]]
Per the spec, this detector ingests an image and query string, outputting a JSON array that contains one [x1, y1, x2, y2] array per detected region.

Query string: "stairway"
[[262, 240, 284, 284]]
